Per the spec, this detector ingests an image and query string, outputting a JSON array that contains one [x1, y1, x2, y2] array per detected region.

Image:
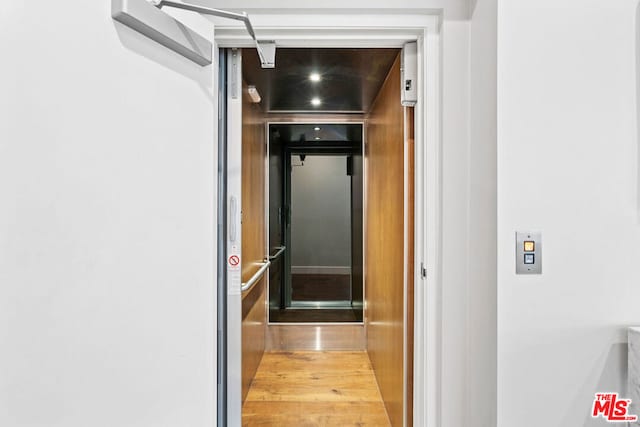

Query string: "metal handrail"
[[240, 260, 270, 293], [268, 246, 286, 261]]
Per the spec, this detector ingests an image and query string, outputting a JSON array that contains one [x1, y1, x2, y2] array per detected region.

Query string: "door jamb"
[[216, 12, 443, 427]]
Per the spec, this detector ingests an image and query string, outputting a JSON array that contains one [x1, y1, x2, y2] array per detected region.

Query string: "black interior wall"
[[350, 152, 364, 321], [268, 133, 285, 320]]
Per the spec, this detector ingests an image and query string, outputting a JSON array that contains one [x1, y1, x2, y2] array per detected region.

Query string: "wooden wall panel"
[[365, 54, 408, 427], [242, 278, 266, 402], [405, 107, 415, 427], [241, 80, 267, 402], [242, 81, 266, 283]]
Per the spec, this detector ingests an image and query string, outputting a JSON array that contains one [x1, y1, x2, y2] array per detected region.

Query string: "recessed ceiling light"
[[314, 127, 321, 131], [315, 137, 321, 140], [309, 73, 321, 82], [311, 98, 321, 106]]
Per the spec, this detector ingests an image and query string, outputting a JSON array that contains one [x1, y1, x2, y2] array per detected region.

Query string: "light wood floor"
[[242, 351, 391, 426]]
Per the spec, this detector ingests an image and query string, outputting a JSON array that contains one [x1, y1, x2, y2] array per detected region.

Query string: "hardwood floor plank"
[[255, 351, 370, 371], [243, 351, 390, 426], [243, 402, 390, 426]]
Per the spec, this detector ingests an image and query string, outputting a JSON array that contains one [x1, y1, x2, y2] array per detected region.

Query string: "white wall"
[[291, 155, 351, 270], [0, 2, 216, 426], [497, 1, 640, 426], [440, 5, 498, 425], [468, 0, 497, 426], [440, 19, 472, 427]]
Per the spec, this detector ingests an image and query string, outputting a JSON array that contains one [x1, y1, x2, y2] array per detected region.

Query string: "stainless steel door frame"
[[216, 48, 228, 427], [225, 48, 243, 427]]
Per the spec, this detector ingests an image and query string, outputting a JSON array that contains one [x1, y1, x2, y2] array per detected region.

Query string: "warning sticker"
[[228, 255, 240, 268], [228, 245, 241, 295]]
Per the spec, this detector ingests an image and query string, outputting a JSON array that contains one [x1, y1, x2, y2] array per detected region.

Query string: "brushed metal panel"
[[266, 325, 365, 351], [515, 231, 542, 274]]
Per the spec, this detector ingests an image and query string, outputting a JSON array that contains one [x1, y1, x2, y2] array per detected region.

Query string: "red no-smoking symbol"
[[228, 255, 240, 267]]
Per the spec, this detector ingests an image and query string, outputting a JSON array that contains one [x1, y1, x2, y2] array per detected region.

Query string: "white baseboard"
[[291, 266, 351, 275]]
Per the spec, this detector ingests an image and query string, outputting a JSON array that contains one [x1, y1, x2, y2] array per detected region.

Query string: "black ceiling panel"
[[270, 123, 363, 144], [242, 48, 400, 114]]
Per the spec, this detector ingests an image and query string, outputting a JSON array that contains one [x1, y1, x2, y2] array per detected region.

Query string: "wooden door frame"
[[216, 11, 443, 427]]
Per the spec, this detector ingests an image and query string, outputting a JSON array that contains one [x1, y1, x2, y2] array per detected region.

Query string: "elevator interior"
[[239, 47, 414, 426], [243, 48, 398, 323]]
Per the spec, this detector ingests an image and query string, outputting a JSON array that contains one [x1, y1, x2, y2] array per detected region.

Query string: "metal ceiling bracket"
[[112, 0, 213, 66], [153, 0, 276, 68], [111, 0, 275, 67], [256, 41, 276, 69]]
